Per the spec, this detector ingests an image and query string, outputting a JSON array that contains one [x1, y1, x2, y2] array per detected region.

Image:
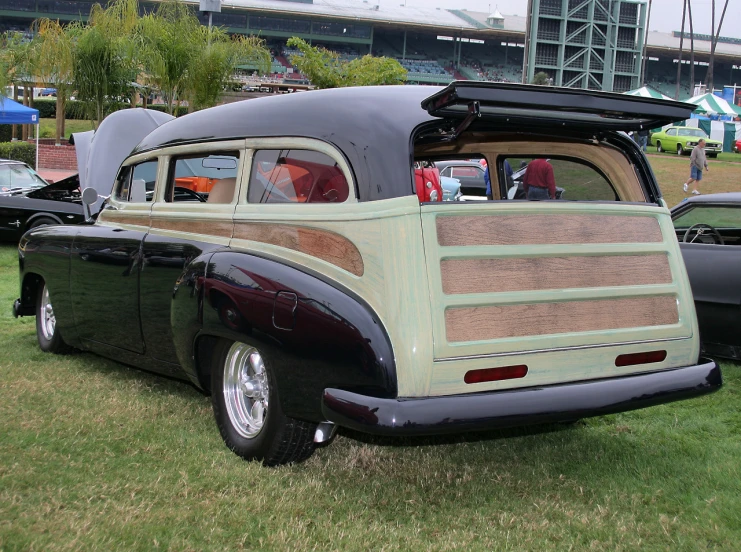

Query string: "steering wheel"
[[174, 186, 206, 202], [683, 223, 724, 245]]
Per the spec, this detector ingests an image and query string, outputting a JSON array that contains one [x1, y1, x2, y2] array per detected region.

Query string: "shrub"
[[0, 141, 36, 165], [31, 99, 90, 120], [0, 125, 12, 142]]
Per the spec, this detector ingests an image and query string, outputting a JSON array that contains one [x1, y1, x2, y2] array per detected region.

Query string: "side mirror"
[[82, 187, 98, 222]]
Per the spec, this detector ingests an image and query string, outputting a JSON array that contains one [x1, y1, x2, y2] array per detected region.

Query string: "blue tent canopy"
[[0, 95, 39, 124]]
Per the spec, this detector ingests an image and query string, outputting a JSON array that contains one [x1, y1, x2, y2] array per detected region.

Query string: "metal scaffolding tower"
[[524, 0, 647, 92]]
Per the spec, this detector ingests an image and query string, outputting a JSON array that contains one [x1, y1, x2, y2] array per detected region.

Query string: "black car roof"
[[130, 84, 667, 202], [133, 86, 438, 202], [672, 193, 741, 211]]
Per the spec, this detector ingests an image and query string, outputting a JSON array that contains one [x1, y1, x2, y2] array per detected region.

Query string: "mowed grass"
[[0, 243, 740, 551], [38, 119, 95, 140]]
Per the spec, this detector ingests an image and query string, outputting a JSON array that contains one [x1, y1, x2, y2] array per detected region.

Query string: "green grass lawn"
[[38, 118, 95, 140], [0, 243, 739, 550]]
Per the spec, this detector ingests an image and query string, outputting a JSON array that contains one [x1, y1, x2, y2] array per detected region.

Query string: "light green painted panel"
[[419, 200, 700, 396]]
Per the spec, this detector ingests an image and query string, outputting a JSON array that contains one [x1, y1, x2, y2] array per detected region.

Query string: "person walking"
[[636, 129, 649, 153], [683, 138, 708, 195]]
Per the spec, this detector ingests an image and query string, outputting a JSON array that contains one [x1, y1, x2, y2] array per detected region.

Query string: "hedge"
[[0, 125, 12, 143], [0, 141, 36, 166], [31, 99, 188, 119]]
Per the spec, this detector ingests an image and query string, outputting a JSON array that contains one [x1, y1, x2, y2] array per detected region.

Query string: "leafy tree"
[[531, 71, 550, 86], [137, 0, 202, 116], [1, 32, 38, 140], [286, 37, 406, 88], [73, 0, 140, 127], [31, 19, 77, 144], [186, 30, 270, 111]]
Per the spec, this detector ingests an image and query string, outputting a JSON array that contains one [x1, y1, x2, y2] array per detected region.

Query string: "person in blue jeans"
[[683, 139, 708, 195], [485, 159, 512, 200]]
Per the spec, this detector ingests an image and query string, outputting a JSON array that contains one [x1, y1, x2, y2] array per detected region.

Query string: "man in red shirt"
[[522, 158, 556, 200]]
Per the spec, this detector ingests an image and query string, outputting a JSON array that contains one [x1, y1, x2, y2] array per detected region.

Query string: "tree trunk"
[[675, 0, 687, 99], [143, 94, 148, 109], [56, 92, 66, 146], [22, 85, 29, 142], [131, 89, 138, 108], [688, 0, 695, 95], [12, 85, 19, 141], [705, 0, 729, 92]]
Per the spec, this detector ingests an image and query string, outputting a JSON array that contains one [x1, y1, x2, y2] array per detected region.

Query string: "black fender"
[[172, 250, 396, 422], [17, 226, 82, 347]]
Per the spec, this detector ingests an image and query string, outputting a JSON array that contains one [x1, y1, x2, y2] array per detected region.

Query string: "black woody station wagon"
[[13, 83, 722, 465]]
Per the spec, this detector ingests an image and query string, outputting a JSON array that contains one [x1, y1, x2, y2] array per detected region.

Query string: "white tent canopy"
[[685, 93, 741, 116], [623, 87, 675, 101]]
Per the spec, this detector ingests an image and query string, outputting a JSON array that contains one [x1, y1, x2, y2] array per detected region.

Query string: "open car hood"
[[421, 82, 696, 132]]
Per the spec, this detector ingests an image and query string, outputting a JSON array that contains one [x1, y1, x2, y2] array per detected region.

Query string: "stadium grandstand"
[[0, 0, 739, 98]]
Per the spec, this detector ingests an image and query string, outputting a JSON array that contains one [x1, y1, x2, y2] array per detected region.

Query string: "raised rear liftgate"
[[417, 83, 700, 397]]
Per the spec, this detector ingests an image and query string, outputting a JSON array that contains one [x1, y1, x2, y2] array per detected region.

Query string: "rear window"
[[247, 149, 349, 204]]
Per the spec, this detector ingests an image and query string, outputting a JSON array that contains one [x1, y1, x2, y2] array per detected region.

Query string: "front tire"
[[677, 144, 684, 156], [211, 340, 317, 466], [36, 282, 71, 354], [27, 216, 57, 231]]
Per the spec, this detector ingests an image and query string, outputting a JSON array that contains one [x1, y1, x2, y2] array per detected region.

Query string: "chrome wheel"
[[40, 285, 56, 341], [223, 342, 269, 439]]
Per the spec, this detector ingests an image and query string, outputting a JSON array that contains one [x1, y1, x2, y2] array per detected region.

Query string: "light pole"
[[200, 0, 222, 43]]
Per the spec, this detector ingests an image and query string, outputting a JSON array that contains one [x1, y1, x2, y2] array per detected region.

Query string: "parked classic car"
[[734, 138, 740, 153], [434, 160, 488, 200], [13, 82, 721, 466], [672, 192, 741, 359], [0, 159, 86, 242], [651, 126, 722, 157]]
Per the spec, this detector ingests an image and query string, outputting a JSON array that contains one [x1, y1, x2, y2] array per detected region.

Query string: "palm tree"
[[72, 0, 139, 128], [32, 19, 77, 145], [675, 0, 687, 100], [688, 0, 694, 95], [137, 0, 202, 116], [705, 0, 729, 92], [1, 32, 37, 141]]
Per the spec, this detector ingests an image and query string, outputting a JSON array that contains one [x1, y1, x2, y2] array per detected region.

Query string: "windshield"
[[0, 163, 48, 193], [677, 128, 708, 138]]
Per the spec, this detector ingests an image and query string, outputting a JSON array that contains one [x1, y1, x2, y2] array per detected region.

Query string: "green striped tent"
[[685, 93, 741, 116], [624, 86, 675, 101]]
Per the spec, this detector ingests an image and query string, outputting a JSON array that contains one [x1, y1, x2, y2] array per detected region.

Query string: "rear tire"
[[36, 282, 71, 354], [708, 153, 717, 158], [656, 141, 663, 153], [211, 339, 316, 466]]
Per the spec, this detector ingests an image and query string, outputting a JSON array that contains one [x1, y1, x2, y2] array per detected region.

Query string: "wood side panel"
[[441, 255, 672, 295], [437, 215, 663, 246], [99, 213, 150, 227], [445, 296, 678, 342], [151, 219, 234, 238], [233, 223, 364, 277]]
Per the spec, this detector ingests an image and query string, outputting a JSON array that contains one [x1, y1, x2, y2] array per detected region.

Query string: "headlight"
[[687, 141, 697, 146]]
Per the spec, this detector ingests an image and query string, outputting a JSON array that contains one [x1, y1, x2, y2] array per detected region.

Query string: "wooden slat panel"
[[151, 219, 233, 238], [99, 214, 150, 227], [445, 296, 678, 342], [441, 255, 672, 295], [233, 223, 364, 277], [437, 214, 663, 246]]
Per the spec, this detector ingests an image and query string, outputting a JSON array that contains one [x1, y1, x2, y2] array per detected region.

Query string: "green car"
[[651, 126, 722, 158]]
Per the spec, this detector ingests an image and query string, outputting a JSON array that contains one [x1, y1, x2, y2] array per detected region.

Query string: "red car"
[[735, 139, 741, 153]]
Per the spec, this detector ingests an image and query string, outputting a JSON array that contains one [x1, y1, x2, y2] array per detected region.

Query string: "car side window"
[[666, 128, 677, 136], [247, 149, 349, 204], [113, 160, 158, 203], [502, 157, 617, 202], [167, 152, 240, 204]]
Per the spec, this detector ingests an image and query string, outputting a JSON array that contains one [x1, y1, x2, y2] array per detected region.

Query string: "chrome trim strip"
[[433, 336, 689, 363]]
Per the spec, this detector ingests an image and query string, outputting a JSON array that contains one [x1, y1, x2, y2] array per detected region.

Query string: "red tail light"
[[464, 364, 528, 384], [615, 350, 667, 367]]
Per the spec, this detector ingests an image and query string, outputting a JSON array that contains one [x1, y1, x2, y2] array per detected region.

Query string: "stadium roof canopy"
[[218, 0, 527, 34], [214, 1, 740, 59]]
